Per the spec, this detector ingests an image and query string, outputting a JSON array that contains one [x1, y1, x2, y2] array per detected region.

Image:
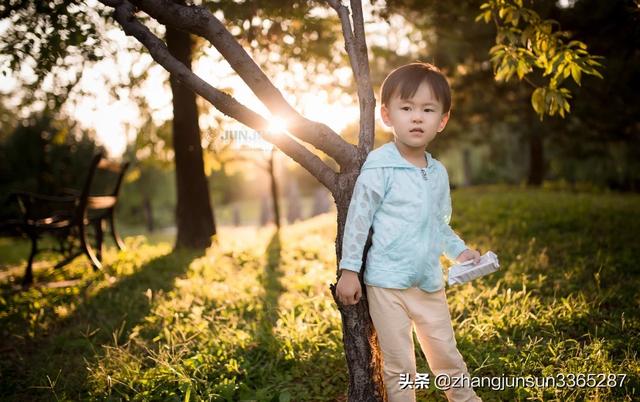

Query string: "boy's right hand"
[[336, 269, 362, 305]]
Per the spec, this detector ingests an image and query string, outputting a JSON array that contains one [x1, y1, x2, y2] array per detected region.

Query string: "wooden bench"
[[2, 153, 129, 286]]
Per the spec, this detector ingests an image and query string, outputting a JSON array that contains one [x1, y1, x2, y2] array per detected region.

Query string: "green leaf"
[[517, 60, 528, 79], [536, 52, 547, 68], [588, 69, 604, 79], [490, 44, 506, 54], [531, 88, 544, 115], [567, 40, 587, 49], [570, 64, 581, 85]]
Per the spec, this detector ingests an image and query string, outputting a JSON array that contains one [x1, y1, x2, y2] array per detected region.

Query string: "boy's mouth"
[[410, 128, 424, 133]]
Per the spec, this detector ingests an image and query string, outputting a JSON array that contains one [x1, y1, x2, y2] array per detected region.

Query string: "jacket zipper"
[[411, 167, 429, 287]]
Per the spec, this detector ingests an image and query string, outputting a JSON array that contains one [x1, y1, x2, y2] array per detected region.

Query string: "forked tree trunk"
[[109, 0, 385, 398], [166, 23, 216, 249]]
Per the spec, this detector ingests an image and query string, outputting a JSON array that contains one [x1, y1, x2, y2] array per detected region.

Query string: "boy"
[[336, 62, 482, 402]]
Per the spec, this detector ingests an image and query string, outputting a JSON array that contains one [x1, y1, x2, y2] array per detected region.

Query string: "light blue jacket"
[[339, 141, 468, 292]]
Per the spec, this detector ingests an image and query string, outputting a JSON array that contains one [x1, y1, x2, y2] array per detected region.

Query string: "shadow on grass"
[[243, 230, 284, 375], [261, 230, 284, 324], [0, 247, 204, 401], [232, 229, 346, 400]]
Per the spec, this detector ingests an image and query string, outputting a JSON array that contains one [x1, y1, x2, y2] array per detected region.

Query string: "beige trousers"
[[366, 285, 482, 402]]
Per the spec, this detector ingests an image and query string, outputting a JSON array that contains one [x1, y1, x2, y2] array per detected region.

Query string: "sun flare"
[[267, 116, 289, 134]]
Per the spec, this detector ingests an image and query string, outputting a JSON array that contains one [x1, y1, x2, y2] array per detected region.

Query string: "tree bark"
[[330, 172, 386, 401], [269, 148, 281, 229], [166, 24, 216, 249]]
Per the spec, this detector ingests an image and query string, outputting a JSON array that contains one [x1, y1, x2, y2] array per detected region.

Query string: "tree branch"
[[349, 0, 376, 155], [327, 1, 375, 156], [326, 0, 360, 81], [107, 0, 338, 193], [127, 0, 357, 168]]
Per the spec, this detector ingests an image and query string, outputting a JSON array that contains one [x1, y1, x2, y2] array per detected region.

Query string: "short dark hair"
[[380, 62, 451, 113]]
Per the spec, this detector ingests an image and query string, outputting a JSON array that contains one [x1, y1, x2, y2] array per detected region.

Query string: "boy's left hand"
[[456, 248, 481, 265]]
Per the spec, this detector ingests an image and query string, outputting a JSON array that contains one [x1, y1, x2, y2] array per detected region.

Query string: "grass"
[[0, 185, 639, 401]]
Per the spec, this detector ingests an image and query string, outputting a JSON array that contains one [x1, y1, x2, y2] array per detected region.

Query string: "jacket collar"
[[362, 141, 435, 170]]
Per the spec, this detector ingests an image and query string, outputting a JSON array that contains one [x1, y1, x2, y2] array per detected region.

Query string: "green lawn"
[[0, 186, 638, 401]]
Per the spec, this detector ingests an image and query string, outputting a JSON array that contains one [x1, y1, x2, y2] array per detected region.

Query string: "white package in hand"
[[447, 251, 500, 286]]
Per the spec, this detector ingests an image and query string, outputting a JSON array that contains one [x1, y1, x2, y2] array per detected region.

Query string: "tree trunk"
[[286, 179, 302, 224], [232, 204, 241, 226], [166, 24, 216, 249], [527, 120, 545, 186], [269, 147, 281, 229], [330, 174, 386, 401], [260, 196, 272, 226]]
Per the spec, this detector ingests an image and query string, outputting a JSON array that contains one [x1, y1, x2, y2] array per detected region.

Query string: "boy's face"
[[380, 80, 450, 150]]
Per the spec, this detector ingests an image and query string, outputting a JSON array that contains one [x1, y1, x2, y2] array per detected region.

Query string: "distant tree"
[[383, 0, 604, 185], [232, 203, 241, 226], [259, 195, 272, 226], [166, 20, 216, 248], [286, 179, 302, 224], [122, 118, 174, 232], [478, 0, 605, 185], [211, 144, 282, 228], [544, 0, 640, 191]]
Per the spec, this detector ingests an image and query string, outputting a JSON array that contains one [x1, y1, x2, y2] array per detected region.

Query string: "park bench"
[[1, 153, 129, 286]]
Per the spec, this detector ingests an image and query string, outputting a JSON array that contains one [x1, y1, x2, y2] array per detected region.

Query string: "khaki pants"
[[366, 285, 482, 402]]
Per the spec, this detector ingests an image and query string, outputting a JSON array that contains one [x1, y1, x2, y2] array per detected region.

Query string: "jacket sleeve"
[[437, 166, 468, 261], [338, 168, 385, 273]]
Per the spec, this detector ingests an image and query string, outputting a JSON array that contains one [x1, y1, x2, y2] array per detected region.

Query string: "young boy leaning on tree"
[[336, 62, 483, 402]]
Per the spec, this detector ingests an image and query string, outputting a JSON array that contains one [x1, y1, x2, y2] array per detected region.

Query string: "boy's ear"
[[437, 111, 450, 133], [380, 104, 392, 127]]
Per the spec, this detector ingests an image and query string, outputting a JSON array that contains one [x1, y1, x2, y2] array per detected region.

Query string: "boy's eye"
[[424, 109, 434, 112], [401, 106, 411, 111]]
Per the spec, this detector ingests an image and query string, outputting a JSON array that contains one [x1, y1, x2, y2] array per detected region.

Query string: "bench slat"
[[87, 196, 117, 210]]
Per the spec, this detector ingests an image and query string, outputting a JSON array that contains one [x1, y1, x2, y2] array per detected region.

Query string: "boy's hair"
[[380, 62, 451, 113]]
